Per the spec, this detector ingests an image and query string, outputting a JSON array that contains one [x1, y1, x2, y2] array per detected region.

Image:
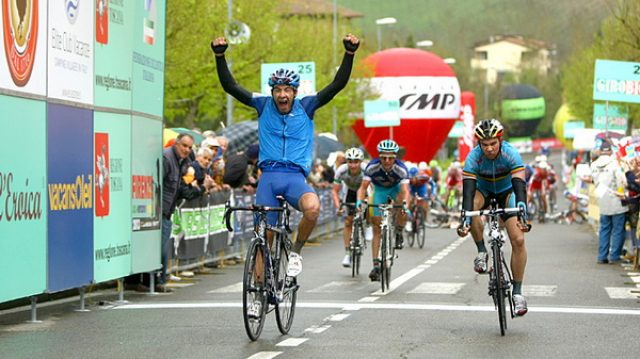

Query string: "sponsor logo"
[[143, 0, 156, 45], [95, 133, 110, 217], [48, 175, 93, 211], [2, 0, 39, 86], [95, 0, 108, 44], [0, 171, 43, 222], [65, 0, 79, 24]]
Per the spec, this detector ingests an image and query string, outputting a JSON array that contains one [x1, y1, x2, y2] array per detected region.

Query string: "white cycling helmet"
[[377, 139, 399, 154], [345, 147, 364, 161]]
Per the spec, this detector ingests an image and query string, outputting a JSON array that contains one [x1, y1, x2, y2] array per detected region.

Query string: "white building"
[[471, 35, 554, 85]]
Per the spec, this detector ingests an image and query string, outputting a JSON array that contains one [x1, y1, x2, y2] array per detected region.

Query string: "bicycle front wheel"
[[243, 239, 268, 341], [380, 227, 393, 292], [492, 248, 508, 336], [275, 235, 297, 335], [351, 221, 363, 277], [416, 207, 426, 249]]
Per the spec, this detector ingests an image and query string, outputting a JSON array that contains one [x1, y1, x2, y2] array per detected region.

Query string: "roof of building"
[[277, 0, 363, 19], [473, 35, 552, 51]]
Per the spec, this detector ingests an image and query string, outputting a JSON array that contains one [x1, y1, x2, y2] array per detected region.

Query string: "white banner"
[[48, 0, 93, 104], [369, 76, 460, 119], [0, 0, 48, 96]]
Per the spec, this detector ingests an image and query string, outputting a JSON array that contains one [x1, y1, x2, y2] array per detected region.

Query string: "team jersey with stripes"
[[364, 158, 410, 188], [462, 141, 525, 193]]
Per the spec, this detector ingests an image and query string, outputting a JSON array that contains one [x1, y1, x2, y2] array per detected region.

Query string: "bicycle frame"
[[366, 198, 406, 292], [341, 201, 367, 277]]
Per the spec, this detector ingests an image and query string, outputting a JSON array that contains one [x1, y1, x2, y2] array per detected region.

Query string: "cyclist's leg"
[[343, 190, 357, 252], [281, 172, 318, 254], [502, 192, 527, 290], [470, 189, 489, 273]]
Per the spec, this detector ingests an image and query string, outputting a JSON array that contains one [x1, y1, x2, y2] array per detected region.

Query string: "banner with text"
[[94, 0, 134, 110], [47, 0, 94, 104], [0, 95, 47, 303], [131, 0, 165, 117], [47, 104, 94, 292], [130, 115, 162, 273], [0, 1, 48, 96], [93, 112, 132, 283], [593, 59, 640, 104]]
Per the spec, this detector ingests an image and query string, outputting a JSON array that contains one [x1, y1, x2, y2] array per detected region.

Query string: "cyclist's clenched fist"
[[210, 37, 228, 56], [343, 33, 360, 54]]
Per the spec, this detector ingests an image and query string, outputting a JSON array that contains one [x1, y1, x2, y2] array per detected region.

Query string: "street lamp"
[[416, 40, 433, 48], [375, 17, 397, 51]]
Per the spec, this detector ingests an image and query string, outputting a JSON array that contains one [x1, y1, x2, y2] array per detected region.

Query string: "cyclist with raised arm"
[[211, 33, 360, 277], [356, 139, 410, 282], [332, 147, 367, 267], [457, 119, 531, 316]]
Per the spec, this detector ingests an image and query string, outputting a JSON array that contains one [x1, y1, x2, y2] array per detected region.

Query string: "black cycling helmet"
[[474, 119, 504, 140]]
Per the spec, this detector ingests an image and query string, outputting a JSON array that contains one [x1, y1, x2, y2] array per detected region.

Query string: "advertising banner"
[[500, 97, 546, 121], [93, 112, 132, 283], [0, 0, 47, 96], [261, 62, 316, 97], [48, 0, 94, 104], [458, 91, 476, 162], [364, 99, 400, 127], [593, 103, 628, 132], [94, 0, 134, 110], [130, 115, 162, 273], [0, 95, 47, 303], [593, 59, 640, 104], [131, 0, 165, 117], [47, 103, 93, 292]]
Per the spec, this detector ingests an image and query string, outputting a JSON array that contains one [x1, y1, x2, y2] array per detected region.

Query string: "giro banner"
[[0, 0, 48, 95], [47, 0, 94, 104], [0, 95, 47, 303], [132, 0, 165, 117], [93, 112, 132, 283], [47, 103, 94, 292], [130, 115, 162, 274], [94, 0, 134, 110]]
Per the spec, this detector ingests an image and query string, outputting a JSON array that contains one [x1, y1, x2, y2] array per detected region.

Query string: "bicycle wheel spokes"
[[243, 240, 268, 341], [275, 237, 297, 334], [492, 247, 508, 336]]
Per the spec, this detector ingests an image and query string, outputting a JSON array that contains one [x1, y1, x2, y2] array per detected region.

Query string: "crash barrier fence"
[[168, 187, 342, 273]]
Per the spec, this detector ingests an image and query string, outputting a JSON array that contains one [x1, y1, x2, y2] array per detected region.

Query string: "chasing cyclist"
[[457, 119, 531, 316], [211, 33, 360, 277], [332, 147, 367, 268], [407, 164, 436, 232], [356, 139, 410, 282]]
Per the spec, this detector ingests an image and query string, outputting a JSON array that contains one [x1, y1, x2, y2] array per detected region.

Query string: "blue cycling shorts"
[[372, 184, 401, 216], [256, 170, 315, 225]]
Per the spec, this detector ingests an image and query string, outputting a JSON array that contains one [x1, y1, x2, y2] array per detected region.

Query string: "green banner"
[[0, 95, 47, 302], [132, 0, 166, 117], [94, 0, 134, 110], [93, 112, 132, 283], [501, 97, 545, 120], [172, 205, 227, 239], [130, 115, 162, 273]]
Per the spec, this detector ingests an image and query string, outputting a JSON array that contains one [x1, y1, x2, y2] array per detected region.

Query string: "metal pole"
[[27, 296, 42, 323], [75, 286, 90, 312], [377, 25, 382, 52], [226, 0, 234, 127], [332, 0, 338, 135]]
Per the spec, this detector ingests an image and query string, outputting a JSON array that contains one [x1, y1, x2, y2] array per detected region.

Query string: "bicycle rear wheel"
[[492, 247, 508, 336], [243, 239, 268, 341], [275, 235, 297, 334], [416, 207, 426, 249], [380, 228, 389, 292]]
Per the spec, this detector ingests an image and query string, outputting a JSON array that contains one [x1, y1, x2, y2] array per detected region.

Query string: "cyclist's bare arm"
[[332, 183, 342, 211], [356, 178, 371, 209], [211, 37, 253, 106]]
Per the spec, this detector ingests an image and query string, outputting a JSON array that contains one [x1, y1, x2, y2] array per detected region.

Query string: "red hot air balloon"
[[353, 48, 461, 162]]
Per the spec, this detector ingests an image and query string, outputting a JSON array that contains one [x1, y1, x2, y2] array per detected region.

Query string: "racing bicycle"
[[340, 201, 367, 277]]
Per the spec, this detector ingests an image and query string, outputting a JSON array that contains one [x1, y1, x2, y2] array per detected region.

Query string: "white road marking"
[[372, 268, 425, 295], [325, 313, 350, 321], [114, 301, 640, 316], [523, 285, 557, 297], [305, 325, 331, 334], [358, 296, 379, 302], [208, 282, 242, 293], [605, 287, 640, 299], [276, 338, 308, 347], [247, 352, 282, 359], [408, 282, 466, 294]]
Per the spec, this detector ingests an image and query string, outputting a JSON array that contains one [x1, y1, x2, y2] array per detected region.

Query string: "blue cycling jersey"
[[462, 141, 525, 194], [250, 95, 321, 177], [364, 158, 410, 188]]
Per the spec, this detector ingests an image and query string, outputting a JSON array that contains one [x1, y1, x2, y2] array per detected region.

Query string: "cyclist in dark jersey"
[[457, 119, 531, 316], [356, 139, 410, 282], [211, 34, 360, 277]]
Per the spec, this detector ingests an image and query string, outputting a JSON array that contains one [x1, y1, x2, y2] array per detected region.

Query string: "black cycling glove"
[[211, 41, 228, 55], [343, 38, 359, 53]]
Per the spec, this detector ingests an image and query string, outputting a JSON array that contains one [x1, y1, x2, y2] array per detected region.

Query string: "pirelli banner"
[[0, 1, 167, 303]]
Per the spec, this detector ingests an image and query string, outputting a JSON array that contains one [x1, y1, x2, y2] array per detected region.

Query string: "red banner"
[[458, 91, 476, 162], [95, 133, 110, 217]]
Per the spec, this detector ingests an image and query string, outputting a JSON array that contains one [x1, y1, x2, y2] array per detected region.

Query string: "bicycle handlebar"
[[223, 201, 290, 233], [457, 206, 532, 236]]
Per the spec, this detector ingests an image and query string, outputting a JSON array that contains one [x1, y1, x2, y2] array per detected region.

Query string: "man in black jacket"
[[159, 133, 194, 291], [223, 144, 259, 192]]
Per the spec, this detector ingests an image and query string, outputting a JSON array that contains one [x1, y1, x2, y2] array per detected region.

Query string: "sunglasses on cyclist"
[[380, 155, 396, 161]]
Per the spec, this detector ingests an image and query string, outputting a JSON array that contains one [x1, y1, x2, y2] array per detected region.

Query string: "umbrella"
[[314, 133, 344, 160], [220, 121, 259, 154], [163, 127, 204, 147]]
